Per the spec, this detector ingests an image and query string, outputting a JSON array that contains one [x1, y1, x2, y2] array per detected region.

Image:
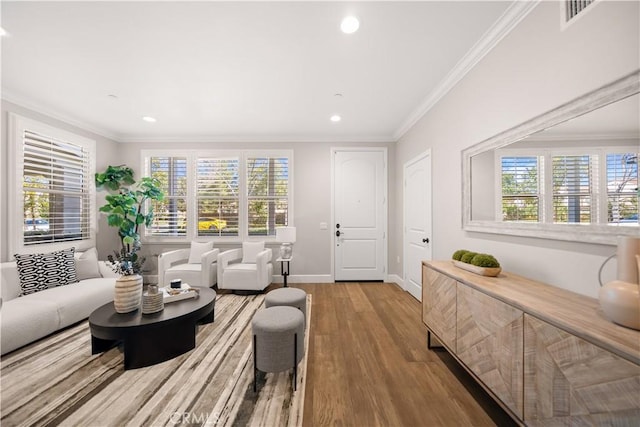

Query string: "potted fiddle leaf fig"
[[95, 165, 164, 313]]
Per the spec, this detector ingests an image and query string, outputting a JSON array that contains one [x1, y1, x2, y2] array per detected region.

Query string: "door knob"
[[422, 238, 430, 243]]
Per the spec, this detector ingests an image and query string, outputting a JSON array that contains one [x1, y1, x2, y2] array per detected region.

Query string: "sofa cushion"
[[1, 262, 21, 302], [15, 248, 78, 296], [188, 241, 214, 264], [74, 247, 101, 280], [0, 298, 61, 354], [26, 277, 115, 328], [242, 241, 264, 264]]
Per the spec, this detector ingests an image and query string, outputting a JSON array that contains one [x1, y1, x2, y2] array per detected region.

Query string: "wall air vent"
[[565, 0, 595, 22]]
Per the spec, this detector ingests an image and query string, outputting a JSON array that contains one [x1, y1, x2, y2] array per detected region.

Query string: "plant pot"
[[452, 260, 501, 277], [114, 274, 143, 313]]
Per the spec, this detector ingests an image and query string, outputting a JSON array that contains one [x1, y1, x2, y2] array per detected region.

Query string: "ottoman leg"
[[253, 334, 257, 393], [293, 333, 297, 391]]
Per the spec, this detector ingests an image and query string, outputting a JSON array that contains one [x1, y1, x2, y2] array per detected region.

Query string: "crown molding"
[[1, 89, 123, 142], [118, 134, 396, 144], [392, 0, 540, 141]]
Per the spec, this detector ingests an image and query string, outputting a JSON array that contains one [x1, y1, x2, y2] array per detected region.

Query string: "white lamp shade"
[[276, 226, 296, 243]]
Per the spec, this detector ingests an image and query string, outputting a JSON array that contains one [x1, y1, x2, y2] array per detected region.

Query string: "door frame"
[[403, 149, 432, 293], [330, 147, 388, 282]]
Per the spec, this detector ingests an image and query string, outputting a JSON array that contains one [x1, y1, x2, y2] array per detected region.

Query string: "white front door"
[[404, 151, 432, 301], [333, 149, 387, 281]]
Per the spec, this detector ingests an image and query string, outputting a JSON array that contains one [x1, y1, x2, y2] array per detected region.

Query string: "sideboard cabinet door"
[[456, 284, 524, 419], [524, 314, 640, 425], [422, 266, 457, 351]]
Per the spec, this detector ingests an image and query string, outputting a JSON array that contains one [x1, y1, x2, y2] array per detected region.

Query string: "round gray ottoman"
[[251, 306, 305, 391], [265, 287, 307, 322]]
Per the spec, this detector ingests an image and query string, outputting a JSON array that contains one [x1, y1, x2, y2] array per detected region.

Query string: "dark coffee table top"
[[89, 287, 216, 330]]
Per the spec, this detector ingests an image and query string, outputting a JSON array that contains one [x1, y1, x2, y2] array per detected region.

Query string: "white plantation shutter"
[[197, 157, 240, 237], [147, 156, 188, 236], [246, 156, 289, 236], [552, 154, 595, 223], [501, 156, 540, 222], [22, 130, 92, 245], [607, 152, 639, 223]]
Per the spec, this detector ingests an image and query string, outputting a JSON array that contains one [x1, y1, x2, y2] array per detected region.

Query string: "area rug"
[[1, 293, 311, 426]]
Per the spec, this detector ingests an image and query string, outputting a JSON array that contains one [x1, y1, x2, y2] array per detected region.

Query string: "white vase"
[[114, 274, 143, 313], [599, 279, 640, 331]]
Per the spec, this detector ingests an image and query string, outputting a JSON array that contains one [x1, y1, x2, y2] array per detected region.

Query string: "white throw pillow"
[[74, 247, 101, 280], [242, 241, 264, 264], [188, 241, 214, 264]]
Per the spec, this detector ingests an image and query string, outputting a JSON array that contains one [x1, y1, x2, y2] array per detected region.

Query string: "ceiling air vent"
[[565, 0, 595, 22]]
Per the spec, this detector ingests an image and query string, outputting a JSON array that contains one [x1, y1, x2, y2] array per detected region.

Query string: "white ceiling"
[[1, 1, 516, 143]]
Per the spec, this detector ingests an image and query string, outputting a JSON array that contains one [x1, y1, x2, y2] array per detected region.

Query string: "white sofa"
[[0, 258, 117, 355]]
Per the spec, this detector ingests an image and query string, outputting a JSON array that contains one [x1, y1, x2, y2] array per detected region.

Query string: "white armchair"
[[158, 244, 219, 288], [217, 242, 273, 293]]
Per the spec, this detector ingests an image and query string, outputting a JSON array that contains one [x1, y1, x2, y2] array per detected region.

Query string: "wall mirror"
[[462, 71, 639, 245]]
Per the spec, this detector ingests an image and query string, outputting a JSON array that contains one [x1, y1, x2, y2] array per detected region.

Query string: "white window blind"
[[501, 156, 540, 222], [147, 156, 188, 236], [22, 130, 91, 245], [552, 155, 595, 223], [247, 156, 289, 236], [197, 157, 240, 237], [607, 152, 639, 224]]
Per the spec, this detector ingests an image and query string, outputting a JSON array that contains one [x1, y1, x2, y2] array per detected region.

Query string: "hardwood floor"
[[290, 282, 516, 427]]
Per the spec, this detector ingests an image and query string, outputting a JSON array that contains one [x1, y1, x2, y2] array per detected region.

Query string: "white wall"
[[393, 1, 639, 297], [1, 100, 121, 262], [113, 140, 395, 280]]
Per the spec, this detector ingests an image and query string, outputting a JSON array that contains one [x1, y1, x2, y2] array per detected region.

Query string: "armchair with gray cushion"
[[217, 242, 273, 292], [158, 241, 219, 288]]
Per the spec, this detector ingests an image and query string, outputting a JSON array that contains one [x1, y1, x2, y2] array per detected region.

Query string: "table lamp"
[[276, 226, 296, 259]]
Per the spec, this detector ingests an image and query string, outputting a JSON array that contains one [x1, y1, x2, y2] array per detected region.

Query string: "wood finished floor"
[[288, 282, 516, 427]]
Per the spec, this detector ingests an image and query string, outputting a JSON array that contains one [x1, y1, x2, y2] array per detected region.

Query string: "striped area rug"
[[1, 293, 310, 426]]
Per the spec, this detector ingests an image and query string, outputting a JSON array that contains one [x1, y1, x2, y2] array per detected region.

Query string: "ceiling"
[[1, 1, 516, 143]]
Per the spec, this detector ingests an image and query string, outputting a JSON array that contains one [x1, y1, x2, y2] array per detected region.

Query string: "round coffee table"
[[89, 287, 216, 370]]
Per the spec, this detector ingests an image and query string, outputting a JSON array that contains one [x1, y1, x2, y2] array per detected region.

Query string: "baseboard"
[[272, 274, 333, 284], [386, 274, 404, 288]]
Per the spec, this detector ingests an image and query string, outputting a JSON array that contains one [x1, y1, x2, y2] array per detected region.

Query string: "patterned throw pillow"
[[14, 248, 78, 296]]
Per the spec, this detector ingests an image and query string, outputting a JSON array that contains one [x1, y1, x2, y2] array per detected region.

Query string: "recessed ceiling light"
[[330, 115, 342, 122], [142, 116, 157, 123], [341, 16, 359, 34], [0, 27, 8, 37]]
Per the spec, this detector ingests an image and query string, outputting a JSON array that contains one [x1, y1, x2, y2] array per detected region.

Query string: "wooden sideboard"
[[422, 260, 640, 425]]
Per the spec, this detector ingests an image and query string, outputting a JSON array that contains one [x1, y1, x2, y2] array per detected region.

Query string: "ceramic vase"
[[598, 279, 640, 330], [114, 274, 143, 313]]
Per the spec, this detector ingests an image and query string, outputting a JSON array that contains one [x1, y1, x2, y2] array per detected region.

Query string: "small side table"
[[276, 257, 292, 287]]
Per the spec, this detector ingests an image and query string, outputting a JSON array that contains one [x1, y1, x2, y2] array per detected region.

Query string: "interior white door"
[[404, 151, 432, 301], [333, 149, 386, 281]]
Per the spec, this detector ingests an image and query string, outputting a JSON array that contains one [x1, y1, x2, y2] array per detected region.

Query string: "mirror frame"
[[462, 70, 640, 245]]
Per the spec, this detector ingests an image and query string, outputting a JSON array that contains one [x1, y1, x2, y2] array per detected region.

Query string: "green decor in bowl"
[[451, 250, 501, 277]]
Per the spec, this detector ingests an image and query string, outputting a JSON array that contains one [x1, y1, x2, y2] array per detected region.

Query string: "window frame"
[[141, 149, 294, 243], [495, 146, 637, 226], [8, 113, 96, 255]]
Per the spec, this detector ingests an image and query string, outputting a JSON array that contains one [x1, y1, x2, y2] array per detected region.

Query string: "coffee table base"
[[91, 302, 214, 370]]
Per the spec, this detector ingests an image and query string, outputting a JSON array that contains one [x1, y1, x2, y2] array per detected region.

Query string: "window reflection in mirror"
[[468, 86, 639, 243]]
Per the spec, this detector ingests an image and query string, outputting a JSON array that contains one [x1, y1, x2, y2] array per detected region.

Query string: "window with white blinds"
[[607, 153, 639, 224], [501, 156, 540, 222], [141, 150, 292, 241], [247, 156, 289, 236], [197, 157, 240, 237], [552, 155, 595, 223], [10, 113, 96, 254], [147, 156, 188, 236], [565, 0, 595, 22], [498, 147, 638, 227]]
